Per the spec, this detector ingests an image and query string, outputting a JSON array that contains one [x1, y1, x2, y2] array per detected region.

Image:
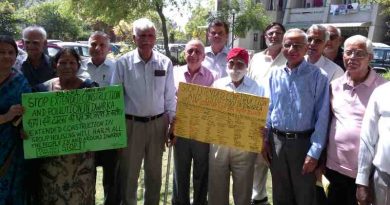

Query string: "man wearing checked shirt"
[[262, 28, 330, 205], [111, 18, 176, 205]]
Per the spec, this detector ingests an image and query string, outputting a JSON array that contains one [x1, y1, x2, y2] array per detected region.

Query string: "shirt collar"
[[205, 46, 229, 56], [345, 68, 377, 87], [86, 58, 110, 67], [183, 65, 205, 77], [134, 48, 156, 64], [284, 59, 308, 75]]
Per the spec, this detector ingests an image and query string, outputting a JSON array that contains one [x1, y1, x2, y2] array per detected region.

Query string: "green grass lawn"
[[95, 149, 273, 205]]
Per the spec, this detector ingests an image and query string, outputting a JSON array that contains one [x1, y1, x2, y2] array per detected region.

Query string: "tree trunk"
[[155, 1, 171, 58]]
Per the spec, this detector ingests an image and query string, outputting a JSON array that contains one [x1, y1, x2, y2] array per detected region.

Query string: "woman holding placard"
[[34, 48, 98, 205], [0, 35, 31, 204]]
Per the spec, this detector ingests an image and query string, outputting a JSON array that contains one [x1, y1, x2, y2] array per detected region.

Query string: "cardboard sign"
[[22, 85, 127, 159], [175, 82, 269, 153]]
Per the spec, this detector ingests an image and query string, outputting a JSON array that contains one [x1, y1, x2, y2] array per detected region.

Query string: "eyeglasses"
[[186, 48, 203, 55], [343, 49, 368, 58], [282, 43, 306, 50], [266, 31, 283, 37], [308, 37, 324, 44]]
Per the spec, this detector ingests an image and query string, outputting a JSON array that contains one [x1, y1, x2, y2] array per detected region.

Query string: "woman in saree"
[[35, 48, 98, 205], [0, 35, 31, 204]]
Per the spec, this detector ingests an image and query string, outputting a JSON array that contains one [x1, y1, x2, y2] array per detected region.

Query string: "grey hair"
[[22, 26, 47, 39], [132, 18, 156, 37], [89, 31, 110, 45], [344, 35, 373, 54], [284, 28, 308, 43], [325, 25, 341, 37], [185, 39, 205, 53], [307, 24, 329, 41]]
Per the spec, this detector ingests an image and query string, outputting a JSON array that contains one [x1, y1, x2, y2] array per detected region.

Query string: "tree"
[[210, 0, 270, 38], [20, 0, 87, 40], [68, 0, 187, 58], [0, 1, 20, 36], [185, 5, 209, 43]]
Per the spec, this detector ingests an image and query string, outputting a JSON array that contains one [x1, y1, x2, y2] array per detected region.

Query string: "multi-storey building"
[[229, 0, 389, 51]]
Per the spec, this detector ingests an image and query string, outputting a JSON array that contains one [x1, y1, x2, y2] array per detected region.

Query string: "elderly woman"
[[35, 48, 97, 205], [0, 35, 31, 204]]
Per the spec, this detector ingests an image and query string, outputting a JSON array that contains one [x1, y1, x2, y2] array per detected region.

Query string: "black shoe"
[[251, 197, 270, 205]]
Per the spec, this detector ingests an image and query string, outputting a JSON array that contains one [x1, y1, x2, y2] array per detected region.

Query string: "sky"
[[163, 0, 213, 31]]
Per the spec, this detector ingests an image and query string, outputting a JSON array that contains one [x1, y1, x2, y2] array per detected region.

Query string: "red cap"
[[226, 47, 249, 65]]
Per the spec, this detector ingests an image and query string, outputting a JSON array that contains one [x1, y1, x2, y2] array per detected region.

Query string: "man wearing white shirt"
[[247, 22, 286, 205], [82, 31, 118, 205], [356, 82, 390, 205], [305, 24, 344, 83], [209, 48, 264, 205], [202, 19, 229, 80], [111, 18, 176, 205]]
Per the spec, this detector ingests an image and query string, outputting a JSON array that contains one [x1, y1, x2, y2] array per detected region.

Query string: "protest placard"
[[22, 85, 127, 159], [175, 82, 269, 153]]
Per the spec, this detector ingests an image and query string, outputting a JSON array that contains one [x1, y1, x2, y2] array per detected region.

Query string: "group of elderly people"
[[0, 16, 389, 205]]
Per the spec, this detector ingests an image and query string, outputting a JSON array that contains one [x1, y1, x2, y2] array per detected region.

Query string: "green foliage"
[[360, 0, 390, 14], [185, 6, 209, 43], [383, 71, 390, 80], [0, 1, 20, 36], [209, 0, 270, 38], [20, 1, 87, 40]]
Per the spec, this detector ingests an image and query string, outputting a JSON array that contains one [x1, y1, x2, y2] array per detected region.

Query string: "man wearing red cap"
[[208, 47, 265, 205]]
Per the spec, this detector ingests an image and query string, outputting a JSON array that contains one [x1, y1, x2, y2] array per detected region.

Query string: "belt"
[[272, 128, 313, 140], [125, 113, 164, 123]]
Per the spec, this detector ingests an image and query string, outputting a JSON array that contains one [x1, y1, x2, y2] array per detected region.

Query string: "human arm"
[[355, 91, 380, 204], [0, 105, 24, 125]]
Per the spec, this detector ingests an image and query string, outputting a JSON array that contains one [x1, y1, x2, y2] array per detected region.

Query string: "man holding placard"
[[208, 47, 264, 205], [172, 39, 214, 205], [111, 18, 176, 205]]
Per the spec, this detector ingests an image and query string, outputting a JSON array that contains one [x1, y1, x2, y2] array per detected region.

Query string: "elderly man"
[[306, 24, 344, 83], [262, 28, 330, 205], [111, 18, 176, 205], [21, 26, 56, 86], [356, 81, 390, 205], [247, 22, 286, 205], [80, 31, 118, 205], [323, 25, 345, 70], [208, 47, 264, 205], [202, 19, 229, 80], [325, 35, 387, 205], [172, 39, 214, 205]]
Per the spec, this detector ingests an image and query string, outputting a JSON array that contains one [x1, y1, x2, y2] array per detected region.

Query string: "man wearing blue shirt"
[[262, 28, 330, 205]]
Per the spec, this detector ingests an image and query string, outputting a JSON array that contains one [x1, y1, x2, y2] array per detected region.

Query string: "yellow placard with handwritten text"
[[175, 82, 269, 153]]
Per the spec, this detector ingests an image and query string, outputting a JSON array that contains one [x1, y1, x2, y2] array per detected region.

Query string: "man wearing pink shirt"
[[325, 35, 387, 205], [172, 39, 214, 205]]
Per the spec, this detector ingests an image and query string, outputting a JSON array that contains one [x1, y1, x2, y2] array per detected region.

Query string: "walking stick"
[[163, 133, 174, 205]]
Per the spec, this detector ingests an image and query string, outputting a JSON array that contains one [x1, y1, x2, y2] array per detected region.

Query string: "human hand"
[[301, 155, 318, 175], [5, 104, 24, 122], [356, 185, 372, 205], [261, 128, 271, 166], [165, 117, 176, 147]]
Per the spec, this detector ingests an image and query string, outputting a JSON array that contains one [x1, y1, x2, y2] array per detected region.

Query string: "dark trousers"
[[269, 133, 317, 205], [325, 168, 357, 205], [95, 149, 119, 205], [172, 137, 209, 205]]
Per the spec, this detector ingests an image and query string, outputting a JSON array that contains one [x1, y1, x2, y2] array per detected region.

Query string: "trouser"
[[373, 168, 390, 205], [269, 132, 317, 205], [172, 137, 209, 205], [208, 144, 256, 205], [325, 167, 357, 205], [252, 154, 269, 201], [95, 149, 119, 205], [118, 116, 168, 205]]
